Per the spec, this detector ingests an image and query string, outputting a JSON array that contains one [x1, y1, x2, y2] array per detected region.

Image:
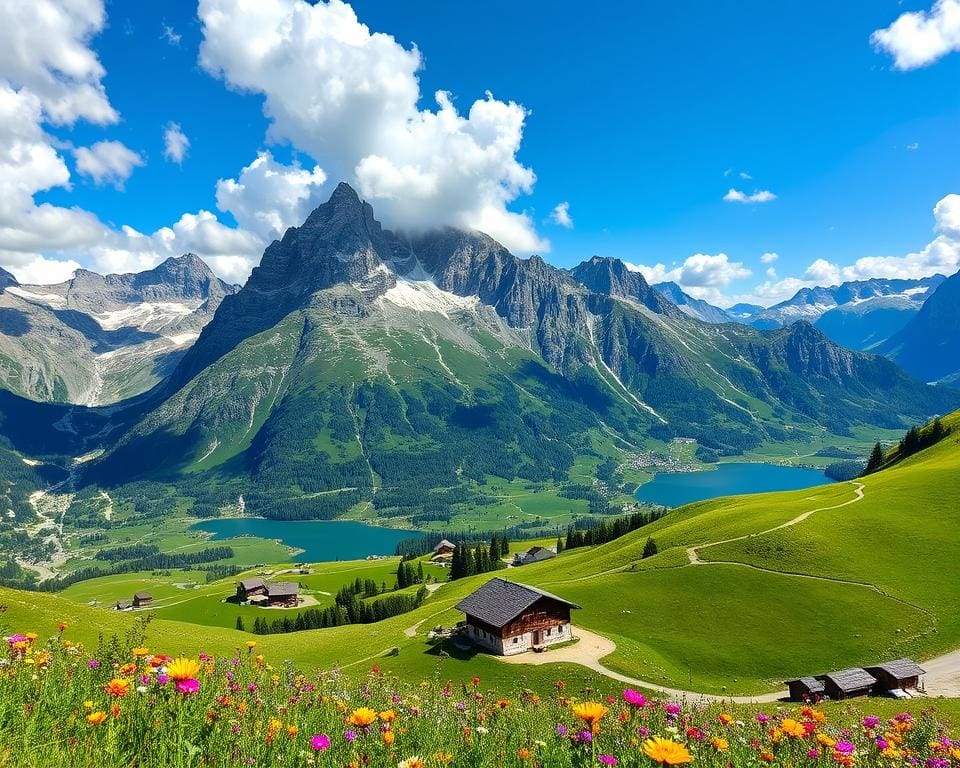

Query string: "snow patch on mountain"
[[380, 277, 479, 316]]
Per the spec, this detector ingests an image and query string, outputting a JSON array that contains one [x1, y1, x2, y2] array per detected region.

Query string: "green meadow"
[[2, 411, 958, 701]]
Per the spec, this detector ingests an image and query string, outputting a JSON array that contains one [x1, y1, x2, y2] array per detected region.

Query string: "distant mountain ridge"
[[747, 275, 945, 350], [651, 281, 733, 324], [877, 270, 960, 384], [0, 255, 238, 405]]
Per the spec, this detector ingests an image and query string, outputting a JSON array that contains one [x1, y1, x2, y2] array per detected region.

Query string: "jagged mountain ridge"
[[84, 184, 959, 521], [748, 274, 945, 350], [0, 255, 238, 405]]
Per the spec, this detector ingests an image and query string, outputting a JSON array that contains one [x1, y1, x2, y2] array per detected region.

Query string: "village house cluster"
[[786, 659, 925, 701]]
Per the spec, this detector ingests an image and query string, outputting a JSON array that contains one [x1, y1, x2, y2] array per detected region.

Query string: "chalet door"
[[533, 630, 542, 645]]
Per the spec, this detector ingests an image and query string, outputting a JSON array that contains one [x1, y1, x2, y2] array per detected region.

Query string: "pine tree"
[[235, 616, 245, 632], [865, 442, 885, 474], [642, 537, 658, 559], [416, 561, 424, 584], [556, 536, 565, 553]]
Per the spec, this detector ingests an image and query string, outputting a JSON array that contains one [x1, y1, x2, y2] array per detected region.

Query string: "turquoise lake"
[[191, 518, 422, 562], [634, 462, 830, 507]]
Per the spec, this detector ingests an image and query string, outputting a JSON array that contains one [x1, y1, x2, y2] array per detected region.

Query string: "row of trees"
[[244, 583, 429, 634], [449, 534, 510, 580], [563, 510, 666, 551], [864, 416, 951, 475]]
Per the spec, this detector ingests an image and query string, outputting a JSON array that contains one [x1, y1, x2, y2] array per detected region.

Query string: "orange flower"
[[496, 699, 510, 709], [718, 713, 733, 726], [383, 730, 395, 746], [571, 701, 609, 733], [711, 737, 729, 752], [118, 662, 136, 677], [85, 711, 107, 725], [761, 750, 775, 764], [781, 718, 807, 738], [104, 678, 131, 698], [111, 704, 121, 719], [379, 709, 397, 723], [347, 707, 377, 727], [802, 706, 827, 724], [642, 737, 694, 765], [287, 725, 298, 739], [517, 747, 531, 760]]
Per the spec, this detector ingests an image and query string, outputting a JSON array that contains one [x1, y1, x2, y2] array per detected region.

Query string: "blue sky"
[[6, 0, 960, 306]]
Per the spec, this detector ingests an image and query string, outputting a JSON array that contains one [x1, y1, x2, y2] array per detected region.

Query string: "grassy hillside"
[[1, 411, 958, 699]]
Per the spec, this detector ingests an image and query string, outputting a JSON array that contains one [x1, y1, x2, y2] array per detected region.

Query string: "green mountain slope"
[[2, 409, 958, 698]]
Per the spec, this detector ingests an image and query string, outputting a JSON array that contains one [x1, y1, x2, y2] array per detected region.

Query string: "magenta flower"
[[579, 730, 593, 744], [664, 702, 681, 718], [157, 674, 169, 686], [87, 659, 101, 668], [599, 756, 618, 766], [863, 715, 881, 729], [7, 634, 26, 646], [876, 738, 889, 750], [555, 724, 568, 737], [175, 678, 200, 695], [344, 729, 357, 743], [807, 748, 821, 760], [835, 741, 855, 755], [623, 689, 647, 708], [310, 733, 331, 752], [756, 712, 771, 724]]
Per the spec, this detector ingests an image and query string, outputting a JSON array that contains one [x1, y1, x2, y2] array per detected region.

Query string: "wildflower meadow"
[[0, 622, 957, 767]]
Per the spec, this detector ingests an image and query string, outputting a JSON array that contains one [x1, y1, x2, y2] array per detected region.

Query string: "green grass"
[[7, 412, 960, 702]]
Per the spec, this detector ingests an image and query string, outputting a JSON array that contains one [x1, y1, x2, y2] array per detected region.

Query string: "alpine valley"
[[0, 183, 957, 587]]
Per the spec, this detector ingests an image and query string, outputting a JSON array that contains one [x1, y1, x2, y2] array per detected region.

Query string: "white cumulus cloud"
[[760, 251, 779, 264], [74, 140, 144, 188], [625, 253, 751, 304], [723, 188, 777, 204], [163, 121, 190, 165], [550, 201, 573, 228], [197, 0, 547, 254], [216, 151, 328, 242], [872, 0, 960, 70]]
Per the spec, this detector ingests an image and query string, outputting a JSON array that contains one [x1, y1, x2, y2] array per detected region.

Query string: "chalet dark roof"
[[786, 676, 825, 693], [265, 581, 299, 597], [455, 578, 579, 628], [821, 668, 877, 692], [239, 578, 266, 591], [867, 658, 926, 679], [133, 592, 152, 601]]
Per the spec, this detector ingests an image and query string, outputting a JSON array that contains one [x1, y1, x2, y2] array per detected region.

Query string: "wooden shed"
[[236, 577, 267, 603], [785, 676, 826, 702], [819, 668, 877, 700], [132, 592, 153, 608], [865, 659, 925, 692], [455, 578, 579, 656], [512, 546, 557, 567]]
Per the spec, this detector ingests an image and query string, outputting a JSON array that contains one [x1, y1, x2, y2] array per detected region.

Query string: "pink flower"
[[175, 678, 200, 695], [863, 715, 881, 729], [623, 689, 647, 708], [310, 733, 330, 751], [599, 756, 618, 766]]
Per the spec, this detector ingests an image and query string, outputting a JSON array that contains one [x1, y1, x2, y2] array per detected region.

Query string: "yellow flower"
[[131, 646, 150, 658], [85, 711, 107, 725], [166, 657, 201, 682], [397, 758, 425, 768], [380, 709, 397, 723], [781, 718, 807, 738], [246, 640, 257, 649], [950, 747, 960, 761], [104, 678, 131, 698], [718, 713, 733, 725], [818, 733, 837, 748], [286, 724, 298, 738], [83, 700, 94, 709], [432, 753, 453, 766], [383, 730, 396, 746], [642, 737, 694, 766], [347, 707, 378, 727], [571, 701, 609, 733], [711, 737, 729, 752], [25, 632, 37, 642]]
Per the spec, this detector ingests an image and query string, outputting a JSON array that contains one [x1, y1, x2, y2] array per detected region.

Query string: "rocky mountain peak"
[[0, 267, 19, 291], [569, 256, 679, 317]]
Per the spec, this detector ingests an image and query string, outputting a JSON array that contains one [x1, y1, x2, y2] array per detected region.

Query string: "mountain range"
[[745, 274, 945, 350], [52, 183, 955, 522], [0, 255, 237, 405]]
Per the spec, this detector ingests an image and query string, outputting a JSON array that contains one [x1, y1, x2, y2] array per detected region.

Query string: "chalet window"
[[546, 628, 551, 636], [512, 637, 518, 644]]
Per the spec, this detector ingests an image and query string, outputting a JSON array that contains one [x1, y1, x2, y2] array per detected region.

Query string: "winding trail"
[[500, 481, 960, 699], [686, 481, 865, 565]]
